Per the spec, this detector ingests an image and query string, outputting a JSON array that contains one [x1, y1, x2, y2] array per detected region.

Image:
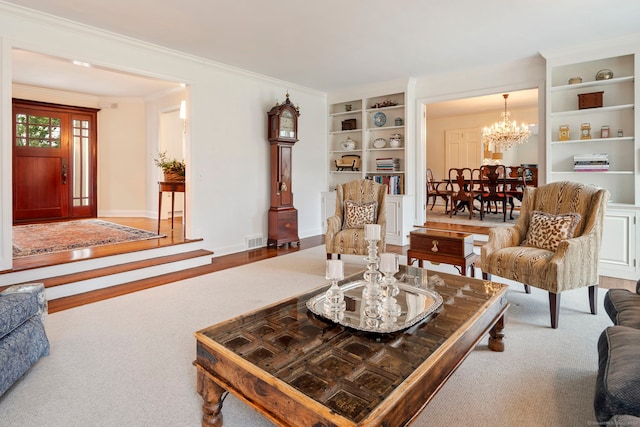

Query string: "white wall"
[[98, 102, 147, 216], [0, 5, 327, 269], [0, 5, 552, 270]]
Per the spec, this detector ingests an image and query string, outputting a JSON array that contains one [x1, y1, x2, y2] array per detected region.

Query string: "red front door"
[[12, 100, 98, 223]]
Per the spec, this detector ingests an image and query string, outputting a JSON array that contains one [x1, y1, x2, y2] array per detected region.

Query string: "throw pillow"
[[343, 200, 378, 229], [522, 210, 582, 251]]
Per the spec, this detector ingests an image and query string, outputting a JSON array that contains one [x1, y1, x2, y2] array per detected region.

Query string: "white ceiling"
[[5, 0, 640, 111]]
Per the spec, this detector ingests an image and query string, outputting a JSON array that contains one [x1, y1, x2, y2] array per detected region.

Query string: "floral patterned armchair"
[[481, 181, 609, 328], [326, 179, 387, 259]]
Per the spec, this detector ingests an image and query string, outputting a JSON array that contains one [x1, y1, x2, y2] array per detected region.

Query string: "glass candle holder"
[[380, 253, 399, 297], [364, 224, 381, 241], [324, 260, 346, 313]]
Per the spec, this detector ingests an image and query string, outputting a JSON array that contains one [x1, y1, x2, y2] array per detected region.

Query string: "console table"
[[157, 181, 185, 235]]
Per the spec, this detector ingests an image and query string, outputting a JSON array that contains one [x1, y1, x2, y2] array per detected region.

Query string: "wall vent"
[[246, 235, 265, 250]]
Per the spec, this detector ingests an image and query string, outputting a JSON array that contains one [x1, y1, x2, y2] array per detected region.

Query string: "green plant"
[[154, 151, 185, 176]]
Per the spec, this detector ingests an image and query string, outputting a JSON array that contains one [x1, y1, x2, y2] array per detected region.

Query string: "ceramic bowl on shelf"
[[389, 133, 402, 148], [372, 138, 387, 148], [340, 137, 357, 150], [596, 69, 613, 80]]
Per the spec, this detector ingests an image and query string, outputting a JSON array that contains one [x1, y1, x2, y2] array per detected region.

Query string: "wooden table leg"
[[488, 314, 505, 352], [197, 366, 226, 427], [157, 190, 163, 234], [170, 191, 176, 230]]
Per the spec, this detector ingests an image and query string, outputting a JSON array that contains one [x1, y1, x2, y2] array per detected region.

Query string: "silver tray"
[[306, 279, 443, 333]]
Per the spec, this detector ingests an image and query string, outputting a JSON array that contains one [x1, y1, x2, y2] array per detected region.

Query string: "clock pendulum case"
[[266, 93, 301, 247]]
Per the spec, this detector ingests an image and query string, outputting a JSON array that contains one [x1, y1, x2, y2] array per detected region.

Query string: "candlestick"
[[364, 223, 381, 241], [324, 260, 346, 314], [325, 259, 344, 280], [379, 253, 399, 275]]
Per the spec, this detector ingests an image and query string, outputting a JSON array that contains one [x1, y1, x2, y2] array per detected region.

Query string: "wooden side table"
[[407, 228, 478, 277], [157, 181, 185, 235]]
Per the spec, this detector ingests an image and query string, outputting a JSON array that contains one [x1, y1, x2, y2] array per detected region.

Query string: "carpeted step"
[[0, 249, 214, 294], [47, 261, 216, 313], [41, 249, 214, 289]]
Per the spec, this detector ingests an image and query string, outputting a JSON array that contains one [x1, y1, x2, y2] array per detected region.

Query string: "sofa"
[[594, 280, 640, 424], [0, 283, 50, 397]]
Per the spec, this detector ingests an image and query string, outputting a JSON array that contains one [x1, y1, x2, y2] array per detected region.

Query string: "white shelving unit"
[[328, 92, 406, 194], [544, 46, 639, 279], [326, 86, 415, 246], [547, 53, 636, 205]]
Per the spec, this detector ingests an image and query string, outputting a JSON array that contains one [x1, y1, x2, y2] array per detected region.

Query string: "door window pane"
[[15, 114, 61, 148]]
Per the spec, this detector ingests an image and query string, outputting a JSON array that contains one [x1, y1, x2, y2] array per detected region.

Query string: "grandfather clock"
[[266, 93, 300, 247]]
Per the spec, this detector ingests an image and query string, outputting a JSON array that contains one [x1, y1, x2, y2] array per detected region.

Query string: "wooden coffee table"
[[194, 266, 508, 426]]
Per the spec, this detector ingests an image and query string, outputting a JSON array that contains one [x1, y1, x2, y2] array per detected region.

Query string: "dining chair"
[[505, 165, 538, 219], [446, 167, 475, 219], [478, 164, 509, 222], [426, 168, 448, 211]]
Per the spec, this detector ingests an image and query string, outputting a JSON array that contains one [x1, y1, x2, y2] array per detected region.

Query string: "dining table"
[[438, 172, 535, 220]]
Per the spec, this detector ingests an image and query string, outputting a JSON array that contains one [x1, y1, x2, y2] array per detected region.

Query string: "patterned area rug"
[[13, 219, 164, 258], [426, 203, 519, 227]]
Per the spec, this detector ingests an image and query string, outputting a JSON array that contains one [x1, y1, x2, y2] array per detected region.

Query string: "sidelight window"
[[72, 119, 91, 207]]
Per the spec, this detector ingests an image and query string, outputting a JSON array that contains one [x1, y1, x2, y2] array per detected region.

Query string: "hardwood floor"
[[7, 216, 634, 312], [10, 216, 407, 273]]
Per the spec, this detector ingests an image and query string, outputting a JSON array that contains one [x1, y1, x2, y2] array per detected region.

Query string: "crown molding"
[[0, 1, 325, 97]]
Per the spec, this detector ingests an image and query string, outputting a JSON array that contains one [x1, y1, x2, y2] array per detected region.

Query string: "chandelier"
[[482, 94, 531, 153]]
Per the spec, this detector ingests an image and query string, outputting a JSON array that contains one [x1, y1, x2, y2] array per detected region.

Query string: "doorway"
[[12, 99, 98, 223], [419, 87, 541, 222]]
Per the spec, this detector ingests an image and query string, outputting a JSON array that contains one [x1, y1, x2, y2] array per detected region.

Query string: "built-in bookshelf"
[[328, 92, 406, 194], [326, 85, 415, 245], [543, 41, 640, 280], [546, 53, 637, 205]]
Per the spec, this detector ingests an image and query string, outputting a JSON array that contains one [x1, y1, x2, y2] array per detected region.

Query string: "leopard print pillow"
[[343, 200, 378, 229], [522, 210, 582, 251]]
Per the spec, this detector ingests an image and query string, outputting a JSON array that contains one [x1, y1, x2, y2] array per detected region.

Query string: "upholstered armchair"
[[481, 181, 609, 328], [1, 283, 50, 397], [326, 179, 387, 259]]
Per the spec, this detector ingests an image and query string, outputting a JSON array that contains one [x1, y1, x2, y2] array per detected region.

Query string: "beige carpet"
[[0, 246, 611, 426]]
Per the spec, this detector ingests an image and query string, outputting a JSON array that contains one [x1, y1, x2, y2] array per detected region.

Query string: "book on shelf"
[[573, 153, 608, 161], [375, 157, 400, 171], [573, 153, 609, 171], [367, 174, 404, 195]]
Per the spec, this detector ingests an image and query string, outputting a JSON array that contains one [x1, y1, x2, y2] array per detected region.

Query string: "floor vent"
[[246, 235, 264, 250]]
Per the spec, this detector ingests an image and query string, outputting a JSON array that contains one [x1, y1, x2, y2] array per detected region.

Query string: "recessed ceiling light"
[[72, 60, 90, 68]]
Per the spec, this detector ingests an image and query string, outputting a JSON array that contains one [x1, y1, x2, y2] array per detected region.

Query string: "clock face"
[[279, 110, 296, 138]]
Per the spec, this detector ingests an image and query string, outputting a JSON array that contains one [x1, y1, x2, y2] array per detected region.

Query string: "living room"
[[1, 1, 640, 426]]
